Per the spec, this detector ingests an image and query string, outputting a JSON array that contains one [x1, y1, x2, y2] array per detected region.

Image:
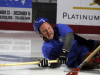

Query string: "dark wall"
[[32, 2, 57, 24]]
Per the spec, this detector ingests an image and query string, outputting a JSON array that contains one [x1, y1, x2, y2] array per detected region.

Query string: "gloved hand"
[[58, 49, 68, 64], [38, 58, 51, 67], [92, 51, 100, 60], [90, 51, 100, 63]]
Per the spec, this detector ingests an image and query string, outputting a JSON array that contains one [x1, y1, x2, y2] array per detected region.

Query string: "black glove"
[[58, 49, 68, 64], [38, 58, 51, 67], [92, 51, 100, 60]]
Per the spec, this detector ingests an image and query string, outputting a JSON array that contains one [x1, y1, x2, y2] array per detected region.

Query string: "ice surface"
[[0, 30, 99, 75]]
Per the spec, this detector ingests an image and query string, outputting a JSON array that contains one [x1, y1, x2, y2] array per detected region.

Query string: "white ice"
[[0, 30, 99, 75]]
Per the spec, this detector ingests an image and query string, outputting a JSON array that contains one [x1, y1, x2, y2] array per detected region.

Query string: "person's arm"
[[58, 32, 74, 64], [62, 32, 74, 53]]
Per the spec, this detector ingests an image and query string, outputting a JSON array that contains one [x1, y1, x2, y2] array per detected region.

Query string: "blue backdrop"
[[0, 0, 32, 8]]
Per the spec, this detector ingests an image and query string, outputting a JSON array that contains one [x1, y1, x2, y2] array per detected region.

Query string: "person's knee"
[[82, 52, 99, 69]]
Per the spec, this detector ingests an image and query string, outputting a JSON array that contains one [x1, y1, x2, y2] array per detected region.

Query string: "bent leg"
[[82, 52, 100, 69]]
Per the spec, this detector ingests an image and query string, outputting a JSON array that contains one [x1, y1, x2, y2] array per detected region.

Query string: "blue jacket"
[[42, 24, 97, 68]]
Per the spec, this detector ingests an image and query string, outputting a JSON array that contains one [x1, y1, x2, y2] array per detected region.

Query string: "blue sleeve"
[[56, 24, 73, 38], [42, 46, 59, 60], [42, 42, 61, 60]]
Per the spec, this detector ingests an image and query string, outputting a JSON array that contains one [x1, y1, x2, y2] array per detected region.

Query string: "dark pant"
[[82, 41, 100, 69]]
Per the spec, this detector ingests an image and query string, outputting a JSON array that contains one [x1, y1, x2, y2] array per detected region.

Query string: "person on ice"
[[33, 17, 100, 69]]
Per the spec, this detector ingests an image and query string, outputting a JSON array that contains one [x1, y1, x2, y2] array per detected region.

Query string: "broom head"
[[66, 68, 80, 75]]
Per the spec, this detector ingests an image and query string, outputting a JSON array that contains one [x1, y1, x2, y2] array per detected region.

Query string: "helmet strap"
[[40, 33, 49, 42], [43, 37, 49, 42]]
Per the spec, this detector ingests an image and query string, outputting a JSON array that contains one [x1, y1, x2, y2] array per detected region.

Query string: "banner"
[[57, 0, 100, 26], [0, 0, 32, 23]]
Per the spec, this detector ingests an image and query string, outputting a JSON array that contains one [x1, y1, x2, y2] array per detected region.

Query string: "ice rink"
[[0, 30, 100, 75]]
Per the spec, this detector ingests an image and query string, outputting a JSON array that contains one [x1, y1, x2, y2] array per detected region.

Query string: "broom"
[[66, 45, 100, 75], [0, 60, 58, 67]]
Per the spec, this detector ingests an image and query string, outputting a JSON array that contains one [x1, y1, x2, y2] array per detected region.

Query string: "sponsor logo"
[[21, 0, 25, 5]]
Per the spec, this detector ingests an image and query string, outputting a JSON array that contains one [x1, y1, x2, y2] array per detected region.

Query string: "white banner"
[[0, 7, 32, 23], [57, 0, 100, 26], [0, 0, 32, 23]]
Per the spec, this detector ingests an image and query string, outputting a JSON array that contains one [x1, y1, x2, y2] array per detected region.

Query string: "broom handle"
[[0, 60, 58, 67], [78, 45, 100, 69], [1, 46, 100, 67]]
